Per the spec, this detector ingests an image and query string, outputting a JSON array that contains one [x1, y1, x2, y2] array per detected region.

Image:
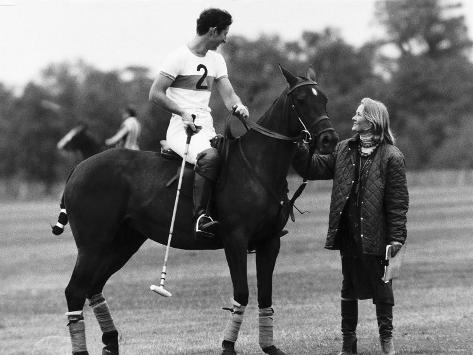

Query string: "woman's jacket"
[[292, 136, 409, 255]]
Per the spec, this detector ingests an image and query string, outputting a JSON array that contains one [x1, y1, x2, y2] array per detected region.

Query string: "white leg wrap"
[[66, 311, 87, 353], [89, 293, 117, 334], [259, 307, 274, 349], [223, 299, 246, 343]]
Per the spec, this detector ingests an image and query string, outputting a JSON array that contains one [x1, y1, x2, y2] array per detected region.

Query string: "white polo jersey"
[[160, 45, 228, 163], [160, 45, 228, 114]]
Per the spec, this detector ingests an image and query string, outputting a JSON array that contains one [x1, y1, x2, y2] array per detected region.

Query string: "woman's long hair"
[[361, 97, 395, 145]]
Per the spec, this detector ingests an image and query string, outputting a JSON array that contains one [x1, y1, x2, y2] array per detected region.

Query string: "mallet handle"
[[153, 115, 196, 296]]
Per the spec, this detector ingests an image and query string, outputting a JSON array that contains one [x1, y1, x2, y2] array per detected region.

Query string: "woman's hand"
[[389, 241, 403, 257]]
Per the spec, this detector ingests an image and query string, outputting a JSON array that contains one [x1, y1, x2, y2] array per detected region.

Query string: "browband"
[[287, 80, 318, 94]]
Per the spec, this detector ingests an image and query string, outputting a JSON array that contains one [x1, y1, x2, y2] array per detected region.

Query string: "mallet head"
[[150, 284, 172, 297]]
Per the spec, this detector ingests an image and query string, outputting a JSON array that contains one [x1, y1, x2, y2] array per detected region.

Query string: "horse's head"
[[280, 65, 338, 154], [57, 125, 88, 152]]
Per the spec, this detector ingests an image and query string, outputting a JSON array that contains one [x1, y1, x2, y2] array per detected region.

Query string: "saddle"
[[159, 134, 228, 197], [160, 133, 227, 161], [159, 140, 182, 161]]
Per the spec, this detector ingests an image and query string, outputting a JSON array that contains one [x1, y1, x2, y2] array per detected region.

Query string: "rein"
[[235, 81, 333, 144], [235, 117, 300, 142]]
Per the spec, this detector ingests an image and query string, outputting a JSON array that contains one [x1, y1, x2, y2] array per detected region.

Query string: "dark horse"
[[53, 66, 338, 355], [57, 125, 104, 160]]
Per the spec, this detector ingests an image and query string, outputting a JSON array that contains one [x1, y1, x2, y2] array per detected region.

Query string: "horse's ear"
[[306, 68, 318, 82], [278, 64, 298, 87]]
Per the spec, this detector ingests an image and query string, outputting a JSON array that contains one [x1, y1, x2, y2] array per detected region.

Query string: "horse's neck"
[[256, 92, 290, 135], [239, 92, 296, 183], [241, 134, 295, 181]]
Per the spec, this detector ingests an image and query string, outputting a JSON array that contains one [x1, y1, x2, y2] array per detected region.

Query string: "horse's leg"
[[65, 250, 104, 355], [65, 226, 146, 355], [221, 229, 249, 354], [255, 237, 286, 355], [86, 227, 147, 355]]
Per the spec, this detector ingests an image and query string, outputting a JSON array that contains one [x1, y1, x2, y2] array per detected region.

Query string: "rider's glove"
[[232, 104, 249, 119], [210, 134, 224, 151], [181, 112, 197, 132]]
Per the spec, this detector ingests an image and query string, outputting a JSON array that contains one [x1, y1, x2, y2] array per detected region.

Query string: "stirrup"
[[195, 214, 219, 239]]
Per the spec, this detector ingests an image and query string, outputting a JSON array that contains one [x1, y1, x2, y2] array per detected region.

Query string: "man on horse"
[[149, 8, 249, 239], [105, 106, 141, 150]]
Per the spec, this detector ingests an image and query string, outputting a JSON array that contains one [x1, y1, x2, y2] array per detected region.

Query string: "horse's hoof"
[[102, 330, 118, 355], [262, 345, 287, 355], [221, 340, 237, 355], [102, 348, 118, 355]]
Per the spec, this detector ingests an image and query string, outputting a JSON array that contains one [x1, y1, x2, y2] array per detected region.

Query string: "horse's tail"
[[52, 193, 68, 235], [52, 168, 75, 236]]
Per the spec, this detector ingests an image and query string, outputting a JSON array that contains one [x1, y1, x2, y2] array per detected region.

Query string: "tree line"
[[0, 0, 472, 191]]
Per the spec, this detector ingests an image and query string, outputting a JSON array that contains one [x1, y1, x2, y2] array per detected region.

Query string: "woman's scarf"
[[359, 132, 379, 157]]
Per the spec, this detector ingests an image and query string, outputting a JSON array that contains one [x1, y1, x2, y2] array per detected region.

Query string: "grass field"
[[1, 182, 472, 355]]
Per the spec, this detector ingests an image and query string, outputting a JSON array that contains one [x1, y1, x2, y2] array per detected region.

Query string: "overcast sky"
[[1, 0, 473, 90]]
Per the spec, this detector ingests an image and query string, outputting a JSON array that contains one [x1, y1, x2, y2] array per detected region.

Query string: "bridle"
[[236, 80, 334, 144], [287, 81, 334, 144], [232, 80, 336, 220]]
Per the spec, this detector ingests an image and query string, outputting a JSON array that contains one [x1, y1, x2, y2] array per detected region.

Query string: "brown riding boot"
[[376, 303, 395, 355], [193, 173, 219, 238], [194, 148, 221, 239], [338, 299, 358, 355]]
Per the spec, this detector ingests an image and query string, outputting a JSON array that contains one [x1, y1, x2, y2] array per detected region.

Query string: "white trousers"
[[166, 112, 216, 164]]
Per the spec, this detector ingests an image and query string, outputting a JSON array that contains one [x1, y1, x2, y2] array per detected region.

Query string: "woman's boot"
[[338, 299, 358, 355], [376, 303, 395, 355]]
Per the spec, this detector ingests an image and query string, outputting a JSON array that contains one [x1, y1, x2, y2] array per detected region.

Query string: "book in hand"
[[382, 244, 405, 283]]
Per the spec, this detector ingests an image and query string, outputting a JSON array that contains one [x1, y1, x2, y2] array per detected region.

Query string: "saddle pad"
[[160, 147, 182, 160]]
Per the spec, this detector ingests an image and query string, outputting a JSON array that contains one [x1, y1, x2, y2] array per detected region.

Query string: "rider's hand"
[[181, 111, 196, 132], [232, 104, 249, 119], [389, 241, 403, 257]]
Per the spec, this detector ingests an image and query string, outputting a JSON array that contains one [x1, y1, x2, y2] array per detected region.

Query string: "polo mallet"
[[150, 120, 195, 297]]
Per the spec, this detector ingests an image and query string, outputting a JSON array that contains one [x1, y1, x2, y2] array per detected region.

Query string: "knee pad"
[[195, 148, 221, 181]]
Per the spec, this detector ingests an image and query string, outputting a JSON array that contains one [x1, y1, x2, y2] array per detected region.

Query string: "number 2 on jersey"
[[196, 64, 208, 90]]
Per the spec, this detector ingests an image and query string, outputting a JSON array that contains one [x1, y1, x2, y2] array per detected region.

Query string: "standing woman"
[[293, 98, 409, 355]]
